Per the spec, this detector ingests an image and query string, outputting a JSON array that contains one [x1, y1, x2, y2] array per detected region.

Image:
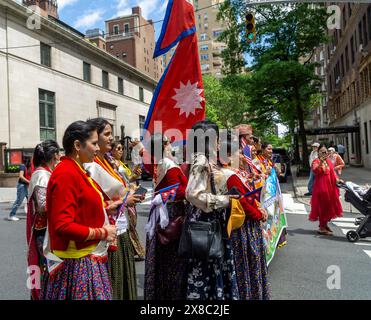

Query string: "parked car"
[[272, 148, 291, 183]]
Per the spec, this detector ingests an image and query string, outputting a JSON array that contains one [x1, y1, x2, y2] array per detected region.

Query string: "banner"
[[261, 168, 287, 265]]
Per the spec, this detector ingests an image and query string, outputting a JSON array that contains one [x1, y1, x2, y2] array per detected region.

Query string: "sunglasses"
[[116, 147, 123, 151]]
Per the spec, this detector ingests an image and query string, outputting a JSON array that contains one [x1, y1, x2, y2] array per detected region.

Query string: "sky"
[[56, 0, 167, 38]]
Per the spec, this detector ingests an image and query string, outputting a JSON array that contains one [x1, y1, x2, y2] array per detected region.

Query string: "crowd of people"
[[15, 118, 288, 300]]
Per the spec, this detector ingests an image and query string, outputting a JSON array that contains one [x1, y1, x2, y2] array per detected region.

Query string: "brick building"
[[104, 7, 164, 81]]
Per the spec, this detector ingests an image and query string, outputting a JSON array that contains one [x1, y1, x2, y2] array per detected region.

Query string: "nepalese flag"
[[144, 0, 205, 143], [157, 183, 180, 205], [154, 0, 196, 58]]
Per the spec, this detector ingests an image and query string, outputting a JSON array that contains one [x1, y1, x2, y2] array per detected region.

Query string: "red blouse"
[[227, 174, 262, 221], [156, 167, 188, 201], [46, 157, 106, 251]]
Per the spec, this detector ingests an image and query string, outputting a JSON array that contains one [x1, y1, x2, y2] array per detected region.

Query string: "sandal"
[[317, 229, 332, 236]]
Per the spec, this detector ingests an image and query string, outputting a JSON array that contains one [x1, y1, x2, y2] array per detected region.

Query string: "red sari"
[[309, 158, 343, 227]]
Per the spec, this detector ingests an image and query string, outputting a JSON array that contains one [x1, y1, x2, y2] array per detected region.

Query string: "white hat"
[[312, 142, 320, 147], [328, 147, 335, 152]]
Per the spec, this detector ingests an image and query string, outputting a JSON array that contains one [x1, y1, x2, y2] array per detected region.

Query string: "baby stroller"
[[337, 181, 371, 242]]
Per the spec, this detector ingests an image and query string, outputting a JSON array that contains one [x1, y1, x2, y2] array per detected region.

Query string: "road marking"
[[363, 250, 371, 258], [333, 217, 361, 222], [355, 242, 371, 246], [283, 193, 308, 215]]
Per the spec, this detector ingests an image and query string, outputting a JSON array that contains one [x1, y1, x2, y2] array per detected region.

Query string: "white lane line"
[[363, 250, 371, 258], [355, 242, 371, 246], [332, 222, 357, 228], [333, 217, 361, 222]]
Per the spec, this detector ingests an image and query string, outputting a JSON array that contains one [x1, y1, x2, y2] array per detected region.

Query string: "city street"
[[1, 166, 370, 300]]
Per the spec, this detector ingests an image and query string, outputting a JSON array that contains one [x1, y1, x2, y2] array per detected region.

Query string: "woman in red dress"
[[309, 144, 343, 235]]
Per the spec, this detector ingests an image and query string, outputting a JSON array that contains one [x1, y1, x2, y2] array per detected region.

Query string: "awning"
[[305, 125, 360, 135]]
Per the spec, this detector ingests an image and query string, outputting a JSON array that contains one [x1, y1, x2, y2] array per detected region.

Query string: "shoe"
[[304, 192, 312, 196], [317, 229, 332, 236], [7, 216, 20, 221], [325, 226, 333, 233]]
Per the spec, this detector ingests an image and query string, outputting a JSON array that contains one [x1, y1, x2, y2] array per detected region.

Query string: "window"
[[359, 21, 363, 46], [341, 54, 344, 77], [204, 13, 208, 21], [118, 77, 124, 95], [362, 14, 368, 46], [342, 6, 346, 28], [200, 33, 207, 41], [40, 42, 51, 67], [102, 70, 109, 89], [83, 62, 91, 82], [200, 44, 209, 51], [201, 64, 210, 71], [345, 45, 350, 71], [204, 23, 208, 30], [113, 25, 119, 35], [39, 89, 56, 141], [350, 36, 355, 64], [139, 87, 144, 102], [124, 23, 129, 34], [201, 54, 209, 60], [348, 3, 352, 18], [213, 30, 223, 38], [368, 7, 371, 41], [97, 101, 117, 136], [365, 122, 369, 154], [139, 115, 145, 140]]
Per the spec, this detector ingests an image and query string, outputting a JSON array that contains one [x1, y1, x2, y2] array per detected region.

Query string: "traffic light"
[[245, 12, 256, 42]]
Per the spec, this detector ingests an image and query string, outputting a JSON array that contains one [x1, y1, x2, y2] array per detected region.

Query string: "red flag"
[[144, 1, 205, 144], [154, 0, 196, 57]]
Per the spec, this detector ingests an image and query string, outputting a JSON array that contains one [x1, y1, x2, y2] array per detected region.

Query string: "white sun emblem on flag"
[[172, 81, 204, 118]]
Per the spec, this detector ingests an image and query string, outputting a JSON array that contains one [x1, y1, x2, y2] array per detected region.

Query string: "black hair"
[[62, 121, 97, 156], [87, 117, 113, 135], [318, 143, 328, 150], [261, 142, 272, 150], [190, 120, 219, 159], [33, 140, 60, 167]]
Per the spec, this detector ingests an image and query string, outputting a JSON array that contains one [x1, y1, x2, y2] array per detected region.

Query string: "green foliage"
[[215, 2, 330, 169], [204, 74, 252, 128], [6, 165, 20, 173]]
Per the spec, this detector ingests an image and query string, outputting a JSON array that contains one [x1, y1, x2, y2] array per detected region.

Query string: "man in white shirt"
[[304, 142, 319, 196]]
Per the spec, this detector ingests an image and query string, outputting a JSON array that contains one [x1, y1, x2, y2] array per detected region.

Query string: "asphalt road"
[[1, 178, 370, 300]]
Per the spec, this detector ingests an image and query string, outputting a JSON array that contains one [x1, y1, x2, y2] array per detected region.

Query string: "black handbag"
[[178, 168, 225, 260]]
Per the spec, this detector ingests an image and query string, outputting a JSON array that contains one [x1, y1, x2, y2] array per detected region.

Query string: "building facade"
[[325, 3, 371, 168], [164, 0, 227, 77], [0, 0, 155, 170], [104, 6, 164, 81]]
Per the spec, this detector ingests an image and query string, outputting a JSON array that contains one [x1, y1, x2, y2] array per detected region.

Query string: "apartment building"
[[0, 0, 155, 170]]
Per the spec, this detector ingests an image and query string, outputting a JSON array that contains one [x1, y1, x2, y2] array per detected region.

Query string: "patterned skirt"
[[41, 255, 112, 300], [128, 208, 146, 259], [144, 202, 188, 300], [108, 231, 137, 300], [231, 219, 271, 300], [186, 207, 239, 301]]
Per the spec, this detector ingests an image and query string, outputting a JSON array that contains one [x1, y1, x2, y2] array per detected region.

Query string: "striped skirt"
[[41, 255, 112, 300]]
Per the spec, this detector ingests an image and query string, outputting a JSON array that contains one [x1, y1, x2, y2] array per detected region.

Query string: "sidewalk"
[[291, 164, 371, 214]]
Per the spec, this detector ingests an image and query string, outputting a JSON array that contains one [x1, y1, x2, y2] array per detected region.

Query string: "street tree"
[[217, 2, 329, 170]]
